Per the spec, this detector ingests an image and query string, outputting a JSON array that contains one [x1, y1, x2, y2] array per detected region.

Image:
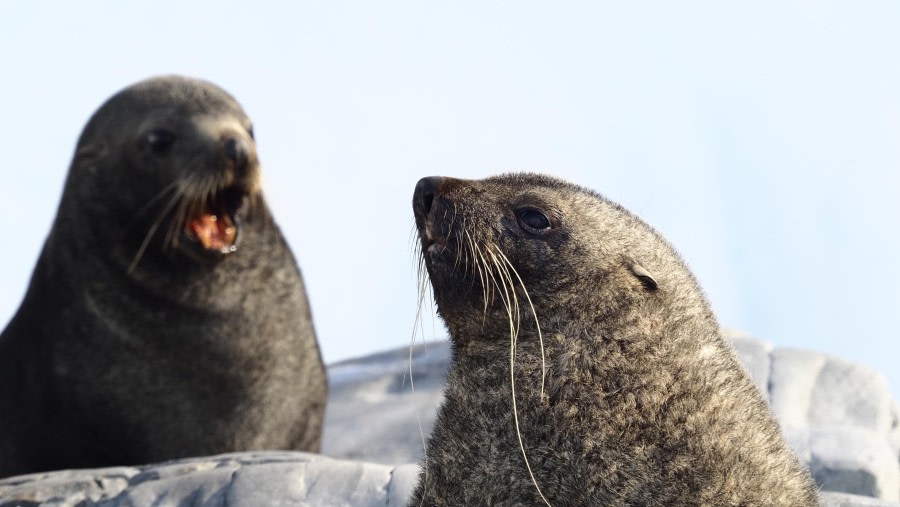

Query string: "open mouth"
[[183, 187, 246, 255]]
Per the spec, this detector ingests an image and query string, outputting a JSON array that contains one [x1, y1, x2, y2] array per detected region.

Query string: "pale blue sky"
[[2, 2, 899, 393]]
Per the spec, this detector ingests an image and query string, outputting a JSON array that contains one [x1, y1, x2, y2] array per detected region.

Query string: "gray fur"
[[0, 76, 326, 478], [410, 174, 819, 506]]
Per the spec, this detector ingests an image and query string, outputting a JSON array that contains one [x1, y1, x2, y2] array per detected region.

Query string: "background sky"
[[2, 2, 899, 395]]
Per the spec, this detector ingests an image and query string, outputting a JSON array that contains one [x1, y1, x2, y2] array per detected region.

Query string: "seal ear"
[[629, 261, 659, 291], [76, 142, 107, 161]]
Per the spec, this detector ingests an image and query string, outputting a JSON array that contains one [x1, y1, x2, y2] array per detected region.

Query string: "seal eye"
[[517, 208, 551, 231], [247, 125, 255, 140], [146, 129, 176, 154]]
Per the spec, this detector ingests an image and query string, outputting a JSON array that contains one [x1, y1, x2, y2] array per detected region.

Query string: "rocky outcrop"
[[729, 332, 900, 501], [2, 332, 898, 506], [0, 453, 419, 507]]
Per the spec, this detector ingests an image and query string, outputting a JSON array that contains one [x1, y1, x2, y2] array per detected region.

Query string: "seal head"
[[69, 77, 262, 269]]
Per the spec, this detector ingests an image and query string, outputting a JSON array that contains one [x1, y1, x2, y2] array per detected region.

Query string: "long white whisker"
[[495, 248, 547, 398], [411, 244, 432, 506], [487, 248, 551, 507]]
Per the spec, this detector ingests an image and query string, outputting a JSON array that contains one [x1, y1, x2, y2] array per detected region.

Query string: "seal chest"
[[0, 76, 326, 478], [409, 174, 818, 506]]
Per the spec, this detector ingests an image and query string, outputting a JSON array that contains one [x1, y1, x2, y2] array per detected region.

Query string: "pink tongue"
[[188, 213, 236, 250]]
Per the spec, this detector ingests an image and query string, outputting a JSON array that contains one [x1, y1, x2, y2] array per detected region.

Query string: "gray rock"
[[770, 348, 893, 432], [821, 491, 900, 506], [322, 341, 448, 465], [0, 453, 415, 507], [888, 402, 900, 460], [769, 347, 829, 430], [787, 427, 900, 501], [387, 464, 420, 506], [0, 467, 136, 505]]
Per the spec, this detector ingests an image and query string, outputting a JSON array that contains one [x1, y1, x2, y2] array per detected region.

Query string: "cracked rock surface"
[[0, 453, 418, 507]]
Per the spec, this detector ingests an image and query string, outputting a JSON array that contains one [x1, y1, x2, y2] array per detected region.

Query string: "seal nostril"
[[223, 137, 249, 171], [414, 176, 444, 215]]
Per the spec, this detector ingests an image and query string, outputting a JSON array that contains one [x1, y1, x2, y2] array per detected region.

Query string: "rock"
[[0, 453, 416, 507], [0, 467, 136, 505], [821, 491, 900, 506], [787, 427, 900, 501], [322, 341, 448, 465], [769, 347, 829, 429], [888, 402, 900, 459], [770, 348, 893, 432]]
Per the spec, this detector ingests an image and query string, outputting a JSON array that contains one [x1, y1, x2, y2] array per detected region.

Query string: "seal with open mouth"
[[0, 76, 326, 477], [409, 174, 818, 506]]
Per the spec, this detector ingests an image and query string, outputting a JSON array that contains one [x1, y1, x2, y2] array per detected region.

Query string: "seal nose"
[[223, 136, 250, 172], [414, 176, 444, 216]]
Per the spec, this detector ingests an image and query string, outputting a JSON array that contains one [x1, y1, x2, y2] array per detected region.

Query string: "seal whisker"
[[409, 221, 421, 259], [495, 248, 547, 399], [450, 204, 465, 274], [458, 215, 469, 278], [409, 247, 433, 506], [164, 181, 194, 250], [469, 238, 494, 322], [128, 189, 183, 273], [486, 247, 552, 507], [123, 178, 182, 234], [488, 247, 521, 334], [464, 231, 488, 317]]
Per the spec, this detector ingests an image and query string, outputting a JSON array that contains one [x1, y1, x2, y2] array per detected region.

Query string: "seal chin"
[[181, 186, 249, 258]]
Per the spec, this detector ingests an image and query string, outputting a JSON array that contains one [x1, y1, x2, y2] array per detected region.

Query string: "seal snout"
[[223, 135, 251, 174], [413, 176, 443, 219], [413, 176, 446, 254], [171, 128, 260, 260]]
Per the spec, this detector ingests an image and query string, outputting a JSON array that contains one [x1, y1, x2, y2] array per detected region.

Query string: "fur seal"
[[0, 76, 326, 478], [409, 174, 818, 505]]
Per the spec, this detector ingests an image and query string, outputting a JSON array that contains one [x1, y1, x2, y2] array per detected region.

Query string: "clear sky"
[[2, 2, 899, 394]]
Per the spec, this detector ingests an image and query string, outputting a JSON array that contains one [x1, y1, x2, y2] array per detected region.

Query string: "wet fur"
[[410, 174, 818, 506], [0, 77, 326, 477]]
